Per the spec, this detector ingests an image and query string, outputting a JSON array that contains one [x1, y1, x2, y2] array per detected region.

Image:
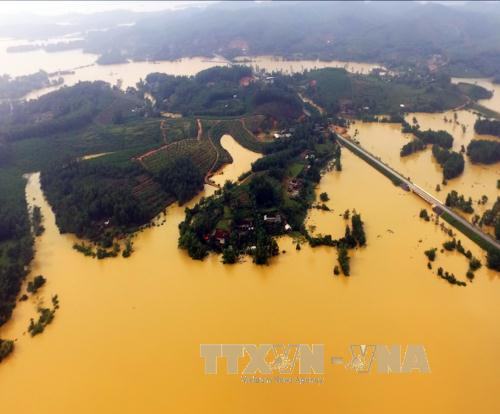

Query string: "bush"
[[424, 248, 437, 261], [27, 275, 46, 294]]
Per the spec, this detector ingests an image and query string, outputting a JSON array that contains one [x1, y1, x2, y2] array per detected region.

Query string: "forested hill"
[[58, 1, 500, 80], [0, 81, 142, 142]]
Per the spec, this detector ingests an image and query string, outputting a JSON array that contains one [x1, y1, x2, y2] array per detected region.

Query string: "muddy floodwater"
[[349, 110, 500, 222], [0, 134, 499, 413], [0, 37, 387, 100], [453, 77, 500, 114], [234, 55, 384, 75]]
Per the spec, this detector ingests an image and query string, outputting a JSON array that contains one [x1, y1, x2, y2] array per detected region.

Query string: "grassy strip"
[[468, 102, 500, 120], [440, 211, 500, 254]]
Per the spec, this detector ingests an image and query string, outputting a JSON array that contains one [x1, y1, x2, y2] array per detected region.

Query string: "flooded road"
[[349, 110, 499, 221], [0, 140, 499, 413]]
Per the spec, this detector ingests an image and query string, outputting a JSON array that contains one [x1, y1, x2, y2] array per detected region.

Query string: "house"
[[287, 178, 303, 198], [300, 150, 315, 161], [212, 229, 230, 247], [236, 219, 255, 239], [263, 213, 282, 224]]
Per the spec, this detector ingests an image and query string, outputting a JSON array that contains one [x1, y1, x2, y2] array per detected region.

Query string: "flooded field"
[[0, 40, 499, 412], [235, 55, 384, 75], [453, 77, 500, 114], [1, 37, 388, 100], [349, 110, 499, 221], [0, 139, 499, 413]]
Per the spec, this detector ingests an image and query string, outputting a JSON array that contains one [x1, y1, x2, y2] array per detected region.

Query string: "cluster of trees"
[[0, 81, 139, 142], [419, 209, 431, 221], [481, 197, 500, 240], [41, 161, 155, 242], [96, 50, 128, 65], [0, 188, 34, 326], [0, 71, 62, 100], [474, 119, 500, 137], [140, 66, 302, 120], [487, 248, 500, 271], [179, 121, 340, 264], [28, 295, 59, 337], [157, 157, 204, 205], [436, 267, 466, 287], [26, 275, 46, 294], [402, 124, 454, 149], [466, 140, 500, 164], [70, 2, 500, 81], [336, 247, 350, 276], [445, 191, 474, 214], [0, 338, 14, 363], [400, 139, 426, 157], [432, 145, 464, 180]]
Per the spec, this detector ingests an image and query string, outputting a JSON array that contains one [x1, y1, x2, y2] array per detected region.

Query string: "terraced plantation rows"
[[132, 174, 174, 217], [142, 138, 217, 175], [208, 119, 265, 153]]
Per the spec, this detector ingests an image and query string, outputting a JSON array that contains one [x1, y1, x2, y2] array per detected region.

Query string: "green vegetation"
[[439, 211, 500, 265], [0, 70, 62, 100], [436, 267, 466, 287], [26, 275, 46, 294], [122, 239, 134, 258], [0, 338, 14, 363], [474, 119, 500, 137], [141, 66, 302, 121], [432, 145, 464, 180], [96, 50, 127, 65], [445, 191, 474, 214], [0, 171, 34, 327], [402, 123, 454, 149], [28, 295, 59, 337], [400, 139, 426, 157], [158, 157, 204, 204], [351, 214, 366, 246], [179, 121, 341, 265], [31, 205, 44, 236], [466, 140, 500, 164], [424, 248, 437, 262], [487, 248, 500, 271], [41, 160, 164, 243], [456, 82, 493, 101], [480, 197, 500, 240], [301, 68, 467, 117], [337, 247, 350, 276], [319, 192, 329, 202], [419, 209, 430, 222]]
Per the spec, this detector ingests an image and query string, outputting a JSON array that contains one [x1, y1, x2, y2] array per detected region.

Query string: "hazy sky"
[[0, 1, 213, 16]]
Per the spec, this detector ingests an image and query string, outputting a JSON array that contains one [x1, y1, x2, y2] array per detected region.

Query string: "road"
[[333, 130, 500, 252]]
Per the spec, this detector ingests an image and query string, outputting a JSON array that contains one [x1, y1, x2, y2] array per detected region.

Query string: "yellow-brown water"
[[211, 135, 262, 186], [452, 77, 500, 114], [235, 55, 384, 75], [1, 135, 499, 413], [350, 110, 499, 221]]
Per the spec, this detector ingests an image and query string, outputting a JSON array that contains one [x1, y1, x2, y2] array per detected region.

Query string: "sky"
[[0, 1, 213, 16]]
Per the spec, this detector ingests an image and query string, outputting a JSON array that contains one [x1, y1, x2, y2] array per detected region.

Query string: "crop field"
[[142, 138, 217, 175], [208, 119, 265, 153], [132, 174, 174, 216], [162, 118, 197, 143]]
